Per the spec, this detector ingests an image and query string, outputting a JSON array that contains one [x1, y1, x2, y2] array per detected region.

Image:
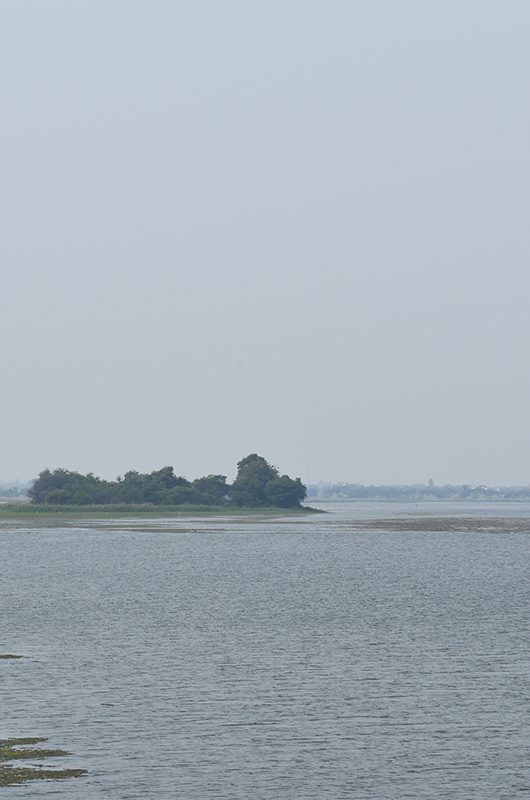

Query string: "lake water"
[[1, 502, 529, 798]]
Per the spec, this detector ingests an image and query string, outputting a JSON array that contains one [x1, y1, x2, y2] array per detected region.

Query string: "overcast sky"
[[1, 1, 529, 485]]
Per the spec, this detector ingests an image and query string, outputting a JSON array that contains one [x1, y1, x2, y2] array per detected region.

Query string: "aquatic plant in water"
[[0, 737, 87, 786]]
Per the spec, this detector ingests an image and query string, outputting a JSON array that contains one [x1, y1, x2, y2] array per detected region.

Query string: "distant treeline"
[[307, 482, 530, 501], [29, 454, 306, 509], [0, 481, 29, 498]]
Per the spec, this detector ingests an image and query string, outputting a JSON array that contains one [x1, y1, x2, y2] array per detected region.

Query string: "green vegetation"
[[28, 454, 307, 510], [230, 454, 306, 508], [1, 662, 86, 787], [0, 738, 68, 761], [0, 503, 315, 518], [0, 738, 86, 787]]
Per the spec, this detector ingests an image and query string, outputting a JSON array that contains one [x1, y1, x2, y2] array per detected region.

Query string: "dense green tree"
[[264, 475, 306, 508], [28, 469, 111, 504], [29, 455, 306, 508], [157, 486, 204, 505], [230, 454, 278, 506], [28, 469, 62, 503], [192, 475, 228, 505], [117, 467, 189, 503], [229, 454, 306, 507]]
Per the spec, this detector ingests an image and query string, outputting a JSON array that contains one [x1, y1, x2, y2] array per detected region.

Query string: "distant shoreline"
[[309, 496, 530, 503]]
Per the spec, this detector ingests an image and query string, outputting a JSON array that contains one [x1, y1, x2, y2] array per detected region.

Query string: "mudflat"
[[344, 516, 530, 533]]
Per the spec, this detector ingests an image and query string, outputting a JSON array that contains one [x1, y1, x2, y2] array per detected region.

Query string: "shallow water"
[[1, 503, 529, 798]]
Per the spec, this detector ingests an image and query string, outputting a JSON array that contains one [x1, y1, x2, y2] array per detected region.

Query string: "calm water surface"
[[1, 503, 529, 799]]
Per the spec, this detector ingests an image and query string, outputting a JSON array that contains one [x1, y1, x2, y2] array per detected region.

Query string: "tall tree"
[[265, 475, 306, 508], [230, 454, 278, 506]]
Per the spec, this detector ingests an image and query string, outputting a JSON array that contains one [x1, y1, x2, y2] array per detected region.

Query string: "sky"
[[1, 0, 529, 486]]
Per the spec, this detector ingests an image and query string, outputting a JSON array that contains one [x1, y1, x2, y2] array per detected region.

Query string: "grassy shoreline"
[[0, 502, 321, 519]]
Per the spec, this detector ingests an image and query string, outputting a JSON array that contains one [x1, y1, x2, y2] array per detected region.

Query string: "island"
[[17, 454, 309, 513]]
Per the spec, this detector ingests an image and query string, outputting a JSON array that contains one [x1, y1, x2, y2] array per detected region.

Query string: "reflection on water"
[[1, 503, 529, 798]]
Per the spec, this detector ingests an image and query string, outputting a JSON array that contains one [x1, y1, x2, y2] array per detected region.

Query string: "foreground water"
[[1, 502, 529, 798]]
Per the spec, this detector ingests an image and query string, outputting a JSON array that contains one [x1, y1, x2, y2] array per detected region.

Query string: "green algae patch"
[[0, 737, 47, 751], [0, 765, 87, 786], [0, 738, 87, 787], [0, 737, 72, 762]]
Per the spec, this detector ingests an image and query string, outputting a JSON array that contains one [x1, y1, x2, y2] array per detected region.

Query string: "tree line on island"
[[29, 454, 307, 509]]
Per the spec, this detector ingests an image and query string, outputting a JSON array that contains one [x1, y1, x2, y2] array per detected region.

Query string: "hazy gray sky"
[[1, 1, 529, 485]]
